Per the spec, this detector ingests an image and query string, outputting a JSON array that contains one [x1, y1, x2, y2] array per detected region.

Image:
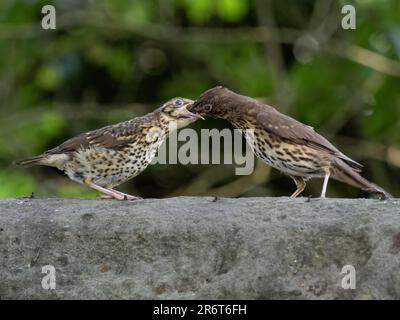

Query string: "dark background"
[[1, 0, 399, 198]]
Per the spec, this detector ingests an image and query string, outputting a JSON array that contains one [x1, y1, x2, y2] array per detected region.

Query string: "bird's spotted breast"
[[64, 140, 161, 188], [235, 122, 329, 177]]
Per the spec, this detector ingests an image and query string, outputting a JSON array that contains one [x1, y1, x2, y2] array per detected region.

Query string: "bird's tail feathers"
[[14, 155, 45, 167], [331, 158, 391, 200]]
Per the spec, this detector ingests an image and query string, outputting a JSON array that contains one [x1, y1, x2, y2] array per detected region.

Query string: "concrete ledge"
[[1, 197, 400, 299]]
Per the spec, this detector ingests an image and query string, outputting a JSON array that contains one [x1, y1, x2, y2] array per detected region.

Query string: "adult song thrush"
[[189, 86, 388, 199], [15, 98, 203, 200]]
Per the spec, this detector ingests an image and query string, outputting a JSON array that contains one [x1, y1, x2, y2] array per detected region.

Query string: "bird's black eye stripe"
[[175, 99, 184, 106]]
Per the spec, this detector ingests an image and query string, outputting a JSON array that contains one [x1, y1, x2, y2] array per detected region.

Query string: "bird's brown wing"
[[45, 118, 148, 155], [256, 106, 363, 170]]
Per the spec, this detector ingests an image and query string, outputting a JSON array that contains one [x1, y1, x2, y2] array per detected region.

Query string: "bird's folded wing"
[[45, 121, 141, 155], [256, 107, 363, 170]]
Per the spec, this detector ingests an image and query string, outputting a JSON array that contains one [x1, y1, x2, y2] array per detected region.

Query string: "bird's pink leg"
[[290, 176, 306, 198], [107, 188, 142, 201], [84, 179, 140, 201], [321, 172, 330, 198]]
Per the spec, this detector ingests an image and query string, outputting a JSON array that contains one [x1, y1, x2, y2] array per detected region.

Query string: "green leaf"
[[35, 65, 63, 91], [182, 0, 214, 24], [217, 0, 248, 22]]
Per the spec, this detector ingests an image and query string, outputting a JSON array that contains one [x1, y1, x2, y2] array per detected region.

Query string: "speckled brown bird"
[[189, 86, 389, 199], [15, 98, 203, 200]]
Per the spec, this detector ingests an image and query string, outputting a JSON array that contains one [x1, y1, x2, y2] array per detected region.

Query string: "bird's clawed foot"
[[100, 194, 142, 201], [290, 189, 303, 198], [86, 180, 141, 201], [109, 189, 142, 201], [290, 176, 306, 198]]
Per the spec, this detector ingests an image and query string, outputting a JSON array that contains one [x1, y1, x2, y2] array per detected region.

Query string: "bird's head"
[[160, 97, 204, 128], [188, 86, 234, 119]]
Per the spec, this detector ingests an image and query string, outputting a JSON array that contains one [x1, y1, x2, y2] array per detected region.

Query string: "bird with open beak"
[[189, 86, 389, 199], [15, 98, 203, 200]]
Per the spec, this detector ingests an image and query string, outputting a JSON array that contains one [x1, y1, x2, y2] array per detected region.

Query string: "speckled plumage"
[[16, 98, 202, 200], [190, 86, 388, 198]]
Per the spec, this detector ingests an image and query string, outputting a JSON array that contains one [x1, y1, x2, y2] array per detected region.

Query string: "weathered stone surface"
[[0, 197, 399, 299]]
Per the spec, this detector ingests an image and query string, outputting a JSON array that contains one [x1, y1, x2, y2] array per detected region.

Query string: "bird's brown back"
[[44, 110, 162, 156]]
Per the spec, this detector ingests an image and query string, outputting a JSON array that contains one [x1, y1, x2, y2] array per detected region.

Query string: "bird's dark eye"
[[175, 99, 184, 107]]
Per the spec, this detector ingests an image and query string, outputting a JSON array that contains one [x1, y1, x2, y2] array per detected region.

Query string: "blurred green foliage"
[[0, 0, 399, 198]]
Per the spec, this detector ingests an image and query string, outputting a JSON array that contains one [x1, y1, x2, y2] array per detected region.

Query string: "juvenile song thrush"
[[189, 86, 388, 199], [15, 98, 203, 200]]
